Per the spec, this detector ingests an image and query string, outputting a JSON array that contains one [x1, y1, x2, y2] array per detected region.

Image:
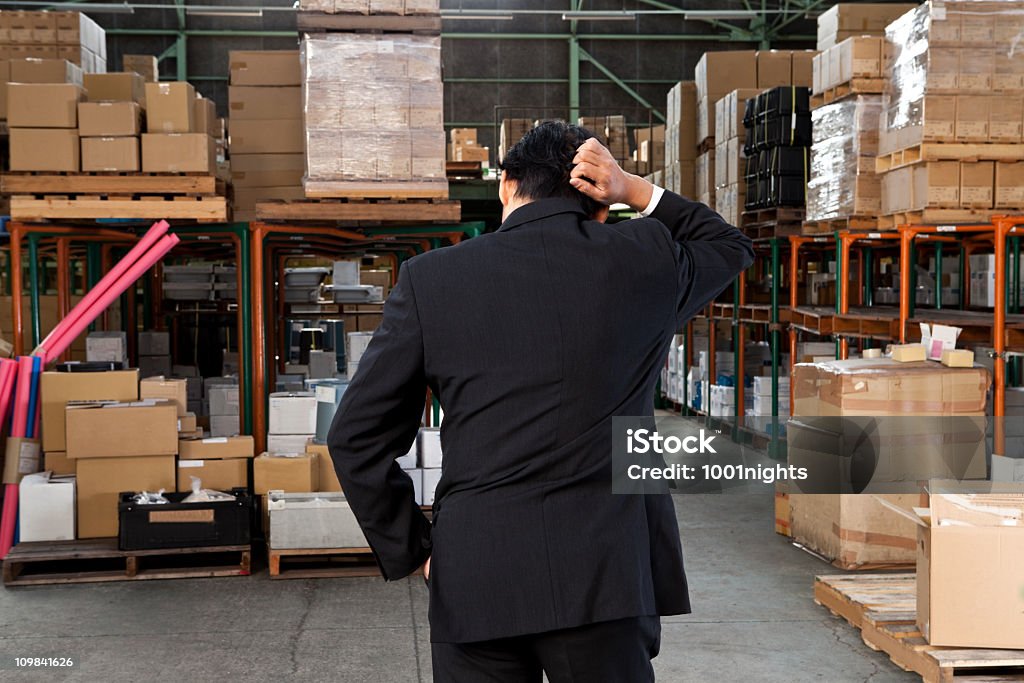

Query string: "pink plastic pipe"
[[10, 356, 34, 438], [35, 220, 170, 359], [45, 233, 180, 363], [0, 357, 28, 558]]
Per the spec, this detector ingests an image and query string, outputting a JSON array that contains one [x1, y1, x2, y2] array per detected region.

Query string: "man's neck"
[[501, 196, 532, 222]]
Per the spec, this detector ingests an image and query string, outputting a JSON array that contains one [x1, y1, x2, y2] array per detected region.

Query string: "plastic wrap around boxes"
[[301, 33, 447, 196], [807, 96, 882, 221], [879, 2, 1024, 217]]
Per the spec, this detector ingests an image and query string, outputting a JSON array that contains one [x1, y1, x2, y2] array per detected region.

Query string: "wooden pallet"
[[877, 209, 1006, 229], [10, 195, 229, 222], [810, 77, 886, 109], [268, 546, 385, 579], [815, 574, 1024, 683], [802, 215, 879, 234], [256, 197, 461, 223], [875, 143, 1024, 173], [296, 11, 441, 33], [3, 538, 251, 586], [741, 206, 805, 238], [446, 160, 484, 179], [2, 172, 220, 196]]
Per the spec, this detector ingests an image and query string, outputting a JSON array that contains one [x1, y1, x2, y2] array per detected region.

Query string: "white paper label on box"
[[178, 460, 204, 468], [936, 225, 956, 232], [202, 437, 229, 444], [19, 441, 40, 474]]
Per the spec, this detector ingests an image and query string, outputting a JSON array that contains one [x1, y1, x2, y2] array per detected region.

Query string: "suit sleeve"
[[326, 264, 431, 581], [650, 189, 755, 324]]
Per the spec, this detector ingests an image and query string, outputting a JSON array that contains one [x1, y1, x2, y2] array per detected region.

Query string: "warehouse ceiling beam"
[[578, 45, 664, 122]]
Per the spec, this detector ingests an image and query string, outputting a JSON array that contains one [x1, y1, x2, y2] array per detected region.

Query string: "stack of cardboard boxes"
[[814, 2, 918, 50], [227, 51, 305, 221], [122, 54, 157, 82], [78, 71, 144, 172], [664, 81, 697, 198], [177, 435, 254, 493], [142, 81, 216, 174], [577, 115, 631, 169], [713, 89, 760, 226], [298, 0, 438, 15], [694, 50, 815, 209], [8, 78, 84, 172], [787, 357, 990, 568], [447, 128, 489, 165], [267, 392, 316, 456], [138, 331, 172, 378], [878, 1, 1024, 223], [301, 32, 447, 197], [0, 10, 106, 71], [207, 380, 240, 438], [498, 118, 533, 163], [634, 124, 665, 179]]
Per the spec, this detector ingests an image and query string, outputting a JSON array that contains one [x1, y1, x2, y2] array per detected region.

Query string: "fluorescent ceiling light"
[[562, 11, 636, 21], [187, 7, 264, 17], [443, 14, 514, 21], [683, 10, 757, 20]]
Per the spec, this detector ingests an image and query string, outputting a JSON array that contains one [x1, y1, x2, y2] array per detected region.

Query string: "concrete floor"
[[0, 492, 916, 683]]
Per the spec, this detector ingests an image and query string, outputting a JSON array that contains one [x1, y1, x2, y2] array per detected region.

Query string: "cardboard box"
[[920, 323, 962, 361], [268, 392, 317, 435], [955, 96, 989, 142], [305, 441, 342, 492], [0, 60, 9, 120], [123, 54, 158, 81], [178, 435, 255, 460], [177, 457, 248, 492], [9, 57, 82, 84], [7, 83, 83, 128], [940, 349, 974, 368], [19, 472, 75, 542], [44, 451, 74, 476], [253, 453, 319, 494], [450, 128, 476, 145], [66, 400, 179, 459], [193, 96, 217, 135], [229, 50, 301, 86], [961, 161, 994, 209], [927, 48, 959, 91], [178, 412, 197, 433], [144, 82, 195, 133], [910, 494, 1024, 649], [229, 119, 303, 154], [925, 94, 954, 140], [141, 133, 214, 173], [960, 49, 994, 92], [695, 50, 757, 105], [76, 454, 175, 538], [229, 153, 305, 187], [913, 161, 959, 209], [83, 72, 145, 104], [757, 50, 792, 88], [81, 136, 139, 172], [9, 128, 79, 172], [791, 49, 815, 86], [989, 96, 1022, 143], [891, 344, 927, 362], [996, 162, 1024, 208], [40, 369, 139, 452], [140, 377, 188, 416], [208, 384, 239, 415], [78, 101, 141, 137], [838, 37, 881, 81], [228, 86, 301, 120], [789, 493, 922, 568]]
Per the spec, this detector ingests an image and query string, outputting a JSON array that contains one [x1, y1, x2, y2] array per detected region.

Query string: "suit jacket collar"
[[497, 198, 588, 232]]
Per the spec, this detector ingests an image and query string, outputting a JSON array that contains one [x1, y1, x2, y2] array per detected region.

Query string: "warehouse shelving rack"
[[248, 220, 485, 454], [8, 221, 256, 434]]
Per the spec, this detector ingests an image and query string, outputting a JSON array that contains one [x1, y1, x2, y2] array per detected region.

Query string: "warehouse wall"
[[83, 0, 819, 152]]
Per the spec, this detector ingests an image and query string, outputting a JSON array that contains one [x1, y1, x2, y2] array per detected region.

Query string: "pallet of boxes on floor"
[[6, 361, 255, 586], [253, 0, 460, 224], [446, 127, 490, 179], [1, 57, 228, 222]]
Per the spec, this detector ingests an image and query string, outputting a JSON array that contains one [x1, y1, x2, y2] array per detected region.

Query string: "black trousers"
[[431, 616, 661, 683]]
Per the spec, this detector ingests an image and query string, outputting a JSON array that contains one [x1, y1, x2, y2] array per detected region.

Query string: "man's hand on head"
[[570, 138, 654, 213]]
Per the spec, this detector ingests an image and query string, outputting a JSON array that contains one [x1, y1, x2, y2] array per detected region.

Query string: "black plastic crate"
[[770, 175, 807, 207], [118, 488, 252, 551], [762, 86, 811, 116], [759, 114, 812, 149], [767, 146, 810, 177]]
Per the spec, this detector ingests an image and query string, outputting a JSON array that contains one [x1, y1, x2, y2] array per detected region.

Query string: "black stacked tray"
[[743, 86, 812, 210]]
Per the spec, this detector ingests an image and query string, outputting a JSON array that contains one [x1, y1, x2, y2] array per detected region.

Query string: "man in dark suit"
[[328, 121, 754, 682]]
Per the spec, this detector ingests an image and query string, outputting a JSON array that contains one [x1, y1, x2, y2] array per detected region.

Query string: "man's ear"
[[592, 205, 610, 224]]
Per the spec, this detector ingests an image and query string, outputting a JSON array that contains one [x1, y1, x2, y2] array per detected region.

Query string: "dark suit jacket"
[[328, 190, 754, 643]]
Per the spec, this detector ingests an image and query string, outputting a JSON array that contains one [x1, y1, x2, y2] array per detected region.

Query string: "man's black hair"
[[498, 120, 605, 218]]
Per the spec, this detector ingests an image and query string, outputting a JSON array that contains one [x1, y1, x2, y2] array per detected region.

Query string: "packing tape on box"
[[832, 523, 917, 551], [2, 437, 41, 484]]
